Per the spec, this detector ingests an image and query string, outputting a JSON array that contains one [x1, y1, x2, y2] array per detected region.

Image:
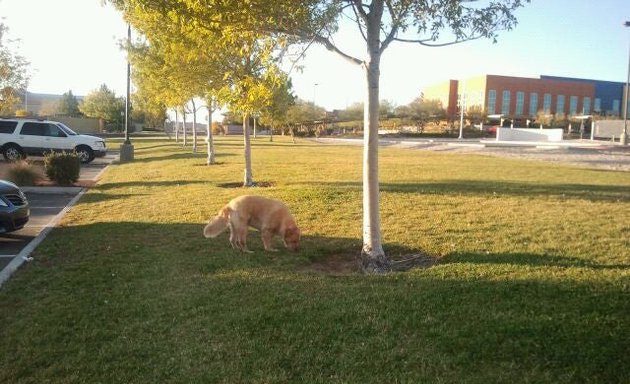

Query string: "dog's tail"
[[203, 206, 230, 238]]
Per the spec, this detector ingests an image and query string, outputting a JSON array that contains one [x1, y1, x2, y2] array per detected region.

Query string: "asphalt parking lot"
[[0, 152, 115, 286], [0, 191, 78, 269]]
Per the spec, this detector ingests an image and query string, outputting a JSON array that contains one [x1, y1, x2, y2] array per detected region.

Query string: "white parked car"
[[0, 118, 106, 163]]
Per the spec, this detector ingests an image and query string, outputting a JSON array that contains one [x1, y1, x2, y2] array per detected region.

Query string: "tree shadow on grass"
[[295, 180, 630, 202], [441, 251, 629, 270], [3, 221, 627, 383], [129, 152, 236, 164], [75, 192, 151, 205], [215, 141, 325, 149], [95, 180, 208, 191], [132, 143, 176, 152]]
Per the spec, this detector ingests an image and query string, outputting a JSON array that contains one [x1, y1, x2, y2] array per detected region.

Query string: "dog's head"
[[283, 225, 301, 251]]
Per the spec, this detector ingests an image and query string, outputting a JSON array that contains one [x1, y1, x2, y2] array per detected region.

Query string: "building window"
[[543, 93, 552, 114], [515, 91, 525, 115], [612, 99, 620, 114], [529, 93, 538, 116], [569, 96, 578, 115], [487, 90, 496, 114], [502, 90, 510, 115], [556, 95, 565, 115], [583, 97, 591, 115], [594, 98, 601, 112]]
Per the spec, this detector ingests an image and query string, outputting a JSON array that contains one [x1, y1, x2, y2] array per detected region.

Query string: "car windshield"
[[57, 123, 78, 136]]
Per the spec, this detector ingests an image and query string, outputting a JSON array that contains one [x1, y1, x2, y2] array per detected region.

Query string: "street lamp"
[[621, 21, 630, 145], [119, 23, 135, 161], [458, 80, 466, 140]]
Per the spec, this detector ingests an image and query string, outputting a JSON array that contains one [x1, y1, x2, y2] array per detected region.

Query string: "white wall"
[[496, 128, 563, 142], [593, 120, 625, 139]]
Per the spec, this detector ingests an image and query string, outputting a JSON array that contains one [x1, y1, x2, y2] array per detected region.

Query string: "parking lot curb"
[[0, 188, 87, 288]]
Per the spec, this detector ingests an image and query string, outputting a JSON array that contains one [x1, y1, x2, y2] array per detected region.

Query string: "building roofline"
[[540, 75, 625, 86]]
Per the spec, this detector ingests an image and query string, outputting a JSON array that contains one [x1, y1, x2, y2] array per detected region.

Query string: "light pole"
[[313, 83, 319, 117], [458, 80, 466, 140], [621, 21, 630, 145], [119, 23, 135, 161]]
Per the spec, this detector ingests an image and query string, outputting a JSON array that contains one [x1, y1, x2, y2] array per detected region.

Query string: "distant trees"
[[0, 23, 30, 115], [56, 90, 81, 116], [339, 102, 364, 122], [286, 99, 326, 126], [393, 97, 446, 129], [258, 77, 296, 139], [131, 92, 167, 129], [79, 84, 124, 126]]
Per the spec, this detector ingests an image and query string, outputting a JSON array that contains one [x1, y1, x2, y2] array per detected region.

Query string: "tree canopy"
[[0, 23, 30, 115]]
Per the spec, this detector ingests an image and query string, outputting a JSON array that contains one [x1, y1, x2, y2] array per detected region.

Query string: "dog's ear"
[[285, 225, 300, 238]]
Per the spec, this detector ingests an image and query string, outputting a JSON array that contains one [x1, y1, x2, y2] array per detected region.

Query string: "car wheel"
[[75, 146, 94, 163], [2, 144, 25, 162]]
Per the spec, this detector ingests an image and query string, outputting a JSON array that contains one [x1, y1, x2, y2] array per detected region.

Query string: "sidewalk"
[[313, 137, 630, 171]]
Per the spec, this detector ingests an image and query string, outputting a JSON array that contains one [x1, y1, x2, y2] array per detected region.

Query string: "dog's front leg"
[[262, 229, 278, 252]]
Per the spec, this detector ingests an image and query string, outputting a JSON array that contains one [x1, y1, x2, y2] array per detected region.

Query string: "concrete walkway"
[[313, 137, 630, 171]]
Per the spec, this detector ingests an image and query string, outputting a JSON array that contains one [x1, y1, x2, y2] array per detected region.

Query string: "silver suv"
[[0, 118, 106, 163]]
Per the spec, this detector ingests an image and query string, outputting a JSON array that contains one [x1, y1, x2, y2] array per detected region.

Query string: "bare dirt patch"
[[303, 251, 440, 275], [303, 253, 359, 274]]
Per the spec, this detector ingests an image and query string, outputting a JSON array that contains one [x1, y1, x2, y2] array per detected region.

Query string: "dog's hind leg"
[[228, 224, 238, 249], [237, 227, 253, 253], [228, 211, 253, 253]]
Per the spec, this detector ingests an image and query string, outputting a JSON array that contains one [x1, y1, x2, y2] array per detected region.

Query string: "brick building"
[[422, 74, 628, 123]]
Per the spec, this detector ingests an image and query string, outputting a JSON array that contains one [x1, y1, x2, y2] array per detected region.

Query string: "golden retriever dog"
[[203, 195, 300, 252]]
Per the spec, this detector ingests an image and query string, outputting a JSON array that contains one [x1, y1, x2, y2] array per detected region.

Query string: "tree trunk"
[[243, 113, 254, 187], [191, 100, 197, 153], [174, 109, 179, 143], [360, 1, 390, 274], [269, 123, 274, 142], [182, 107, 187, 147], [206, 106, 215, 165]]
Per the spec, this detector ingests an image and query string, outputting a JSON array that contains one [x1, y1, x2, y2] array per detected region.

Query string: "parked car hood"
[[0, 179, 20, 193], [78, 134, 104, 141]]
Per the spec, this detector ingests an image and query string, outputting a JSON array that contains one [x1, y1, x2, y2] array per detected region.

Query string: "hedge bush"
[[43, 151, 80, 185], [6, 160, 41, 186]]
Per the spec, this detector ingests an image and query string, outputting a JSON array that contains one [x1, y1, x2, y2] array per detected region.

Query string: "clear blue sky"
[[1, 0, 628, 111]]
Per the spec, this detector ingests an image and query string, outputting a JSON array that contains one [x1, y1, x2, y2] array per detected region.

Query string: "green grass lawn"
[[1, 135, 629, 383]]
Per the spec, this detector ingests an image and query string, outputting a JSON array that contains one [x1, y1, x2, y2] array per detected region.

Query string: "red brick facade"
[[425, 75, 597, 121], [484, 75, 594, 118]]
